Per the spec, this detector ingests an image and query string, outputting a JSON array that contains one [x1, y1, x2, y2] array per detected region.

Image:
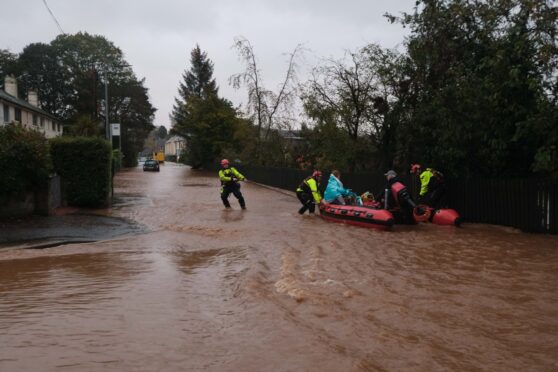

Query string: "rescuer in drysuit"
[[296, 170, 322, 214], [219, 159, 246, 209], [381, 170, 418, 224], [410, 164, 446, 209]]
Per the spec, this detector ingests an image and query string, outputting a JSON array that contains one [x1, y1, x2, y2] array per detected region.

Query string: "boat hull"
[[319, 203, 394, 230], [431, 208, 461, 226]]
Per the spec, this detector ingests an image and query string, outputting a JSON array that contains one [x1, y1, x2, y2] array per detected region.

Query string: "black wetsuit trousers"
[[297, 191, 315, 214], [419, 185, 446, 209], [221, 183, 245, 208]]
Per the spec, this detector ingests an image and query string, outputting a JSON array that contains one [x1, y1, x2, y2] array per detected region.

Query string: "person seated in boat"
[[324, 170, 353, 205], [296, 170, 322, 214], [382, 170, 418, 224], [360, 191, 381, 207], [410, 164, 446, 209]]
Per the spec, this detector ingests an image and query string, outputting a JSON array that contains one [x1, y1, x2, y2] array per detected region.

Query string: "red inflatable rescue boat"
[[319, 203, 394, 230], [431, 208, 461, 226], [413, 205, 461, 226], [361, 198, 462, 227]]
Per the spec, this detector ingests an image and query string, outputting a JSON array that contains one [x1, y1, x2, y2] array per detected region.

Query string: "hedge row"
[[50, 136, 112, 207], [0, 124, 50, 197]]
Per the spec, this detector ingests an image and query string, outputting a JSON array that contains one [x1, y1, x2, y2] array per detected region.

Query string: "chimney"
[[27, 90, 38, 107], [4, 75, 18, 98]]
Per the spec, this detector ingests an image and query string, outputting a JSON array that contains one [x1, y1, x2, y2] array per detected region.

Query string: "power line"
[[42, 0, 65, 35]]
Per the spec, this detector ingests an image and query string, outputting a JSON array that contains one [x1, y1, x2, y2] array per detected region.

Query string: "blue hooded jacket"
[[324, 174, 351, 202]]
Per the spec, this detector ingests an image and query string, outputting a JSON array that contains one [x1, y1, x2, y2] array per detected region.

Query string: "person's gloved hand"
[[231, 177, 238, 182]]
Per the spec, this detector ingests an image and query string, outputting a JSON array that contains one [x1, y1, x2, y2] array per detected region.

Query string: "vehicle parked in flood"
[[143, 159, 160, 172]]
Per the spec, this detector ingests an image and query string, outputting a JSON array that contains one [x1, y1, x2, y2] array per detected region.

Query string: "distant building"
[[164, 135, 186, 161], [278, 129, 306, 150], [1, 75, 62, 138]]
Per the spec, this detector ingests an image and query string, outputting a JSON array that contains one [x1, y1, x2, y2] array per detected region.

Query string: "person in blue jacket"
[[324, 170, 352, 205]]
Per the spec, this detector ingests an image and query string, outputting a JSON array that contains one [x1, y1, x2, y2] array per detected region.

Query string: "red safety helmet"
[[410, 164, 422, 174], [220, 159, 229, 166], [312, 170, 322, 178]]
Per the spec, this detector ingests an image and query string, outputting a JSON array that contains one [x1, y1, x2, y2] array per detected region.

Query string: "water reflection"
[[0, 252, 147, 295], [220, 210, 245, 222]]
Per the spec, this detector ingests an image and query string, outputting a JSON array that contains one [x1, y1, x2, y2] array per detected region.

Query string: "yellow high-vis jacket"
[[219, 167, 245, 185], [296, 177, 322, 203]]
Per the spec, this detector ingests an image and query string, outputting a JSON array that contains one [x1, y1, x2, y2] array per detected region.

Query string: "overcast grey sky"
[[1, 0, 415, 127]]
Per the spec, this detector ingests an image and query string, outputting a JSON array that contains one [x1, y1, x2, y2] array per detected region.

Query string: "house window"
[[33, 114, 38, 126], [15, 108, 21, 122], [40, 117, 44, 128], [3, 104, 8, 123]]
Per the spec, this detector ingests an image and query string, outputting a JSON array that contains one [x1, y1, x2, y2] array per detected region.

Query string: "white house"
[[164, 135, 186, 161], [1, 75, 62, 138]]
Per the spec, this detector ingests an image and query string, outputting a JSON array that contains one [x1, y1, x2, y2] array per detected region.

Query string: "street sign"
[[111, 123, 121, 136]]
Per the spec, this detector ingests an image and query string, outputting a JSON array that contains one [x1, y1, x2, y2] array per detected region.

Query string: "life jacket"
[[297, 177, 321, 203], [297, 177, 311, 193], [391, 182, 406, 205], [428, 168, 444, 190], [219, 167, 243, 186]]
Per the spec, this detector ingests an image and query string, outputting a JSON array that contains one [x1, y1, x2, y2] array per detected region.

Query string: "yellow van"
[[153, 151, 165, 163]]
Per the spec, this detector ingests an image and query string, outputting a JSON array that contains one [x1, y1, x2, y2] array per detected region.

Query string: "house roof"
[[278, 129, 304, 141], [165, 135, 186, 144], [0, 89, 59, 121]]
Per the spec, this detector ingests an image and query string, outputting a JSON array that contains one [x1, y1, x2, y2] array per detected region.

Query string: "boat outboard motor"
[[384, 189, 389, 210]]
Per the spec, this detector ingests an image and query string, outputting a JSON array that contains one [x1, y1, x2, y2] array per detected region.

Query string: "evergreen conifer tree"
[[171, 45, 240, 168]]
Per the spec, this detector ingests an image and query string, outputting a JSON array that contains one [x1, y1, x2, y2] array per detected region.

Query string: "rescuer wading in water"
[[219, 159, 246, 209], [382, 170, 419, 224], [410, 163, 446, 209], [296, 170, 322, 214]]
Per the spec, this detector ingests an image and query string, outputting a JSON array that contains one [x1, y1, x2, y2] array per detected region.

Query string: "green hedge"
[[50, 137, 112, 207], [112, 149, 122, 173], [122, 145, 138, 167], [0, 124, 50, 197]]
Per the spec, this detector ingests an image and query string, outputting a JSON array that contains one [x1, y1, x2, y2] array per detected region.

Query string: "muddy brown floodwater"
[[1, 163, 557, 371]]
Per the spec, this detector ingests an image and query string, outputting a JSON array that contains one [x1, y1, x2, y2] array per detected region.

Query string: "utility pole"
[[104, 77, 109, 140], [101, 63, 130, 141]]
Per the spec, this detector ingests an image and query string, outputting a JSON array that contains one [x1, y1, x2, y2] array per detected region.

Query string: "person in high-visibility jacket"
[[296, 170, 322, 214], [410, 164, 445, 208], [219, 159, 246, 209]]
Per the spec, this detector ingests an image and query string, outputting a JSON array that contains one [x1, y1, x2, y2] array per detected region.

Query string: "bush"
[[178, 149, 189, 165], [50, 136, 112, 207], [0, 124, 50, 197], [112, 149, 122, 173], [122, 145, 138, 167]]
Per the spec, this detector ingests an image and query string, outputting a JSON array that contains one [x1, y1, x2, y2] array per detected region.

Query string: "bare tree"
[[304, 49, 381, 142], [302, 45, 405, 170], [230, 37, 304, 160]]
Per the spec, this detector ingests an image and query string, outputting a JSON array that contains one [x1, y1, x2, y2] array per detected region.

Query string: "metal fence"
[[231, 164, 557, 234], [445, 178, 557, 234]]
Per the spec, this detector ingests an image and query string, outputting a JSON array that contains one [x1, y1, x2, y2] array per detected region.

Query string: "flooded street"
[[1, 163, 557, 371]]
